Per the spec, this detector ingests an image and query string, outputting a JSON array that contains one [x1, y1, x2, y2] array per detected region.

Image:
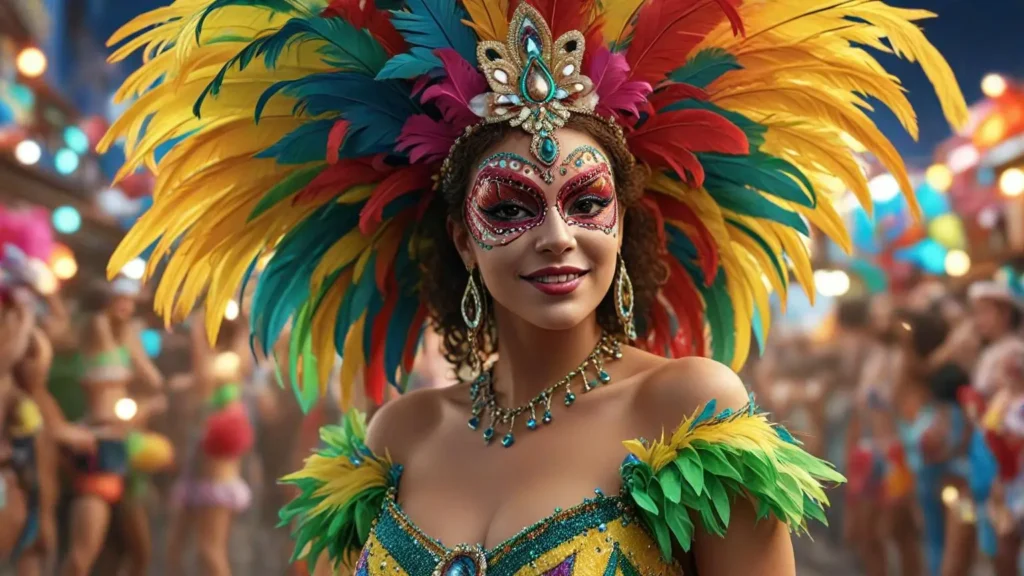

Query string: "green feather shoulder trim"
[[620, 398, 845, 561], [279, 410, 401, 570]]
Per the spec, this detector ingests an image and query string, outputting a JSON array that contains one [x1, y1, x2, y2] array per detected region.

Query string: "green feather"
[[249, 163, 325, 221]]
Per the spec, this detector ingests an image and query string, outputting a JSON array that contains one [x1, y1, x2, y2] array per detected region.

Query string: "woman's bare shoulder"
[[631, 355, 749, 433], [365, 384, 459, 462]]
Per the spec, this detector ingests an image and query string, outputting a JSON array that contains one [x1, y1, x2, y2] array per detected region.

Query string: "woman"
[[105, 0, 963, 573], [166, 314, 255, 576], [60, 279, 167, 576]]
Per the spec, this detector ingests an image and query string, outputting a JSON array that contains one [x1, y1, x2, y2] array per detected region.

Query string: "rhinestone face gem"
[[539, 136, 558, 164]]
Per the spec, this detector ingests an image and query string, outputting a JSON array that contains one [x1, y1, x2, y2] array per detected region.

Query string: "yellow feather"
[[312, 277, 348, 390], [340, 316, 366, 410], [311, 230, 372, 294], [461, 0, 509, 42], [601, 0, 646, 47]]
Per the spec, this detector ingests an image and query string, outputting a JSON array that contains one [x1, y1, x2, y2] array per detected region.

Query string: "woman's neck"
[[489, 306, 604, 407]]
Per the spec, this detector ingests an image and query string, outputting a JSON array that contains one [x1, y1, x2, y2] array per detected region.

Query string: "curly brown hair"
[[418, 115, 668, 373]]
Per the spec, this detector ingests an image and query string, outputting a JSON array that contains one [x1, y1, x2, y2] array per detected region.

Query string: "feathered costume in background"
[[103, 0, 966, 413]]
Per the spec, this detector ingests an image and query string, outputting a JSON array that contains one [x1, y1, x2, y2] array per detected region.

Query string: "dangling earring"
[[615, 255, 636, 341], [461, 265, 484, 376]]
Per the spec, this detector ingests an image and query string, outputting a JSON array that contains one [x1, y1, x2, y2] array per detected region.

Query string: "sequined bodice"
[[356, 494, 680, 576]]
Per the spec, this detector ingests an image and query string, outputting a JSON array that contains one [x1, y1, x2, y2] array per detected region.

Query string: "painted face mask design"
[[465, 167, 548, 249], [556, 163, 617, 235]]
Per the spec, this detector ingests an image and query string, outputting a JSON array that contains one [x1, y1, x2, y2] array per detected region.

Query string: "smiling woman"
[[104, 0, 967, 574]]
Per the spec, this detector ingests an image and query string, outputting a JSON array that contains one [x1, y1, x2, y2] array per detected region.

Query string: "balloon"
[[928, 214, 966, 250], [80, 115, 108, 149], [141, 329, 162, 358]]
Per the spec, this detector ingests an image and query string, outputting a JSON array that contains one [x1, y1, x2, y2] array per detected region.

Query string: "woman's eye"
[[486, 204, 532, 220], [572, 197, 609, 215]]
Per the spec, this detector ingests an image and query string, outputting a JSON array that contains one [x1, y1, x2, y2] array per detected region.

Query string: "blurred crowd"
[[752, 274, 1024, 576]]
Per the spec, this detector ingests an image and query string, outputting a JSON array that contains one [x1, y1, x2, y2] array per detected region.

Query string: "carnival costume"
[[106, 0, 966, 572]]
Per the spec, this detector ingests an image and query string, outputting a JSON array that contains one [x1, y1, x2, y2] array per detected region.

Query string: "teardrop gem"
[[468, 416, 480, 430], [523, 59, 555, 103], [483, 427, 494, 443], [441, 554, 479, 576], [599, 370, 611, 383], [538, 136, 558, 165]]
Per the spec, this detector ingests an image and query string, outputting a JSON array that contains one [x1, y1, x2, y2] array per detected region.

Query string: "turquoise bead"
[[527, 417, 538, 430], [501, 432, 515, 447], [539, 137, 558, 164], [564, 392, 576, 406], [542, 410, 553, 424]]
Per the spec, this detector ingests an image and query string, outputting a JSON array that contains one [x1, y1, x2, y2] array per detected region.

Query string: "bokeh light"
[[114, 398, 138, 421], [50, 244, 78, 280], [224, 299, 240, 321], [944, 250, 971, 277], [54, 148, 80, 175], [868, 173, 900, 203], [15, 47, 47, 78], [122, 257, 146, 281], [52, 206, 81, 235], [925, 164, 953, 192], [63, 126, 90, 154], [141, 329, 162, 358], [999, 167, 1024, 197], [14, 140, 41, 165], [982, 73, 1008, 98]]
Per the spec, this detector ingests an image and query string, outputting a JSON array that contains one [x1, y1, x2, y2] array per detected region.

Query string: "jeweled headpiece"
[[105, 0, 967, 414], [470, 4, 597, 166]]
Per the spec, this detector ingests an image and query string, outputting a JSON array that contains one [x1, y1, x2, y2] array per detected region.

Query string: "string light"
[[15, 47, 47, 78]]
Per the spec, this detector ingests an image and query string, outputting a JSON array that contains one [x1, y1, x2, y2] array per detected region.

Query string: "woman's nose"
[[533, 208, 577, 255]]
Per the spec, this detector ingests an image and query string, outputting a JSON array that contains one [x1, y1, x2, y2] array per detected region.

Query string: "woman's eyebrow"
[[557, 164, 613, 196], [558, 145, 611, 177]]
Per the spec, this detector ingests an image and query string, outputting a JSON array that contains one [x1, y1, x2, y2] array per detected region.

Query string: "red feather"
[[522, 0, 599, 40], [627, 109, 747, 186], [649, 82, 709, 112], [654, 194, 718, 284], [640, 196, 668, 250], [366, 282, 398, 405], [358, 164, 435, 235], [323, 0, 407, 55], [293, 157, 386, 206], [326, 119, 350, 164], [374, 212, 412, 291], [401, 304, 429, 378], [663, 258, 706, 357], [626, 0, 741, 84]]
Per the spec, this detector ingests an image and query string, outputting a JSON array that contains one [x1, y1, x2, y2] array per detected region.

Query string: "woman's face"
[[452, 129, 623, 332], [971, 297, 1008, 341], [108, 295, 136, 322]]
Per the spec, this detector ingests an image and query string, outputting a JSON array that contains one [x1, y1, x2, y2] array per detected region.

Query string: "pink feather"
[[0, 206, 55, 261], [397, 115, 461, 164], [587, 47, 653, 122], [420, 49, 487, 126]]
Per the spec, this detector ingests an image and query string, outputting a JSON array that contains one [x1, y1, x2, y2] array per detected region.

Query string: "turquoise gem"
[[599, 370, 611, 383], [468, 416, 480, 430], [564, 392, 576, 406], [543, 410, 553, 424], [527, 417, 538, 430], [483, 427, 494, 443], [441, 554, 479, 576], [598, 523, 607, 532], [586, 379, 598, 390], [539, 137, 558, 164], [501, 432, 515, 447]]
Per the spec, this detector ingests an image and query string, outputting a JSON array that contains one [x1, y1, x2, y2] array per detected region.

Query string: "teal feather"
[[700, 271, 735, 362], [689, 399, 717, 430], [667, 48, 742, 89], [700, 152, 816, 208], [255, 73, 417, 155], [256, 120, 334, 164], [195, 15, 389, 116], [248, 164, 325, 221], [751, 303, 766, 354], [384, 230, 419, 384], [195, 0, 299, 43], [702, 177, 809, 235], [376, 47, 442, 80], [389, 0, 478, 66], [337, 252, 378, 348]]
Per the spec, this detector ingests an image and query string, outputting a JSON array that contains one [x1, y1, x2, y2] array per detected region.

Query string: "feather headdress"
[[105, 0, 966, 408]]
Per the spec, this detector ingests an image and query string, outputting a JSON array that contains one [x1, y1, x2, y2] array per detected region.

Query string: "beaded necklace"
[[468, 333, 622, 447]]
